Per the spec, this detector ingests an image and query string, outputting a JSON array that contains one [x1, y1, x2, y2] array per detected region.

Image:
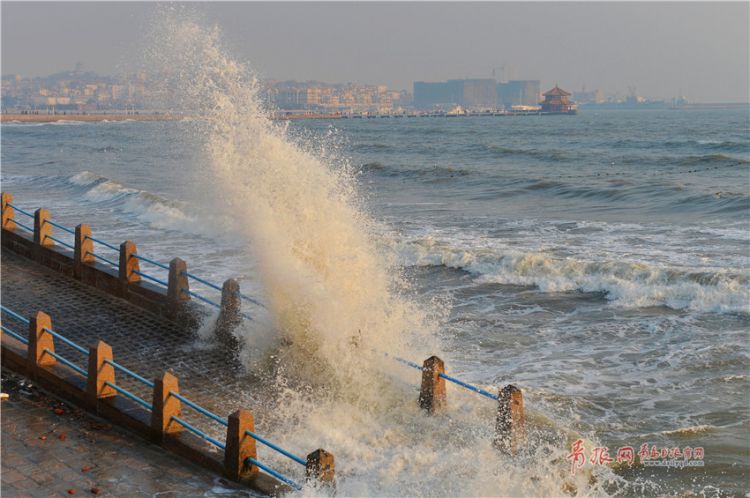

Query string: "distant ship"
[[540, 85, 577, 115]]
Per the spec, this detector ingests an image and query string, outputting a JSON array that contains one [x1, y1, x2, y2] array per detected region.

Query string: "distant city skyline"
[[2, 2, 748, 103]]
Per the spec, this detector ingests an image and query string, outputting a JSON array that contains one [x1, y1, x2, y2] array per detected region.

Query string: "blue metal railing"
[[183, 272, 264, 309], [248, 457, 303, 490], [1, 325, 28, 344], [133, 270, 169, 288], [183, 271, 222, 292], [46, 219, 75, 235], [43, 348, 87, 377], [13, 220, 34, 234], [85, 235, 120, 252], [105, 381, 153, 410], [45, 234, 75, 250], [439, 372, 499, 401], [389, 352, 501, 401], [169, 391, 229, 427], [246, 430, 306, 466], [4, 201, 264, 314], [183, 289, 222, 309], [1, 305, 31, 324], [0, 303, 306, 488], [171, 416, 226, 450], [134, 254, 170, 271], [42, 327, 88, 355], [7, 203, 34, 219], [166, 390, 306, 479], [86, 250, 119, 269], [240, 293, 264, 307], [104, 359, 155, 388]]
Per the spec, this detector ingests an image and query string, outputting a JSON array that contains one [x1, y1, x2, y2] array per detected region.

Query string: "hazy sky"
[[2, 2, 748, 102]]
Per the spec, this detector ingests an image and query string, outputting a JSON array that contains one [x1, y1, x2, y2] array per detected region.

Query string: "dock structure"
[[1, 191, 525, 494]]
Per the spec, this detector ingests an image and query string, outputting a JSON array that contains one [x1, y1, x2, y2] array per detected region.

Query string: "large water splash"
[[147, 12, 437, 399], [144, 12, 614, 496]]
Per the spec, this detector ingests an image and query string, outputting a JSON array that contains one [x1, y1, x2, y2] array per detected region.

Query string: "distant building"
[[572, 88, 604, 104], [461, 79, 497, 108], [413, 80, 463, 109], [497, 80, 540, 108], [540, 85, 577, 114], [413, 79, 496, 109]]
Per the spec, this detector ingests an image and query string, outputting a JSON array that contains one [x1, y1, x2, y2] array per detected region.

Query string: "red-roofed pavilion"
[[540, 85, 577, 114]]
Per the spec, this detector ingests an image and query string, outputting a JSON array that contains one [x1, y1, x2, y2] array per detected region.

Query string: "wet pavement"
[[0, 249, 293, 496], [1, 370, 260, 497], [0, 249, 270, 432]]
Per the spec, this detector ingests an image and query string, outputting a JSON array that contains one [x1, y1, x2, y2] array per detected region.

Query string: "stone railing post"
[[306, 449, 335, 483], [167, 257, 190, 303], [419, 355, 446, 414], [216, 278, 241, 350], [119, 240, 140, 286], [28, 311, 55, 370], [1, 192, 16, 231], [87, 340, 117, 404], [224, 409, 258, 480], [74, 223, 94, 278], [151, 372, 182, 441], [34, 208, 53, 247], [493, 384, 525, 455]]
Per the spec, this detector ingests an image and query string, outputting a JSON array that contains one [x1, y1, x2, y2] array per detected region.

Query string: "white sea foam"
[[392, 236, 750, 314]]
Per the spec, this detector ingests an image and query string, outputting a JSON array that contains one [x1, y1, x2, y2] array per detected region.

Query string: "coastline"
[[0, 113, 182, 123], [0, 112, 341, 123]]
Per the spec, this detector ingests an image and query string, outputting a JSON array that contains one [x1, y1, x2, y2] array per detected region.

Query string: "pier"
[[1, 191, 525, 495]]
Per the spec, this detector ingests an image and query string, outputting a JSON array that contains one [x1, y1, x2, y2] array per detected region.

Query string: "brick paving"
[[1, 370, 260, 497], [0, 249, 303, 495], [0, 249, 279, 431]]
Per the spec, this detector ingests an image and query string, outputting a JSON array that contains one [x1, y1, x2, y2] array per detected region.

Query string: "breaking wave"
[[393, 238, 750, 314]]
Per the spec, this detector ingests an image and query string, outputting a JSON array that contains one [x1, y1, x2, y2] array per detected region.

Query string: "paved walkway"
[[0, 249, 276, 432], [0, 249, 300, 494], [1, 370, 259, 497]]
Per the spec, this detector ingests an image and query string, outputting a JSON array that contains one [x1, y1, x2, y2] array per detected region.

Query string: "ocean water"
[[2, 22, 749, 498], [3, 108, 748, 497]]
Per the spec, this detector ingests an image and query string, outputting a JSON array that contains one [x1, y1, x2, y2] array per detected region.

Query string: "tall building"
[[413, 79, 496, 109], [497, 80, 540, 108], [461, 79, 497, 108], [413, 80, 462, 108]]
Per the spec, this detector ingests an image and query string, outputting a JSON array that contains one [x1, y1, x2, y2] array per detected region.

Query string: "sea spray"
[[142, 13, 614, 496], [146, 13, 438, 399]]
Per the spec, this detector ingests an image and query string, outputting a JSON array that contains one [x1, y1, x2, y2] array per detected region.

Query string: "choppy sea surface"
[[2, 109, 749, 496]]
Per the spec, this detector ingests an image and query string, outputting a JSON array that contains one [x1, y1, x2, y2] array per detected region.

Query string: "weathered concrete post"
[[27, 311, 55, 369], [419, 355, 446, 414], [34, 208, 54, 247], [216, 278, 241, 350], [119, 240, 141, 290], [151, 372, 182, 441], [1, 192, 16, 231], [167, 257, 190, 303], [306, 449, 335, 483], [221, 279, 241, 321], [87, 340, 116, 403], [74, 224, 94, 278], [493, 384, 525, 455], [224, 409, 258, 481]]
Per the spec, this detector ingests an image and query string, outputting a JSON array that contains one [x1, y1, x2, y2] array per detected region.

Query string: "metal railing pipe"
[[1, 306, 31, 324], [1, 325, 28, 344], [171, 416, 226, 450]]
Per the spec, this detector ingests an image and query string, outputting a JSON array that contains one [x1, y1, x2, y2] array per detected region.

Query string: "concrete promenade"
[[0, 248, 291, 493], [0, 250, 265, 422], [1, 371, 258, 497]]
